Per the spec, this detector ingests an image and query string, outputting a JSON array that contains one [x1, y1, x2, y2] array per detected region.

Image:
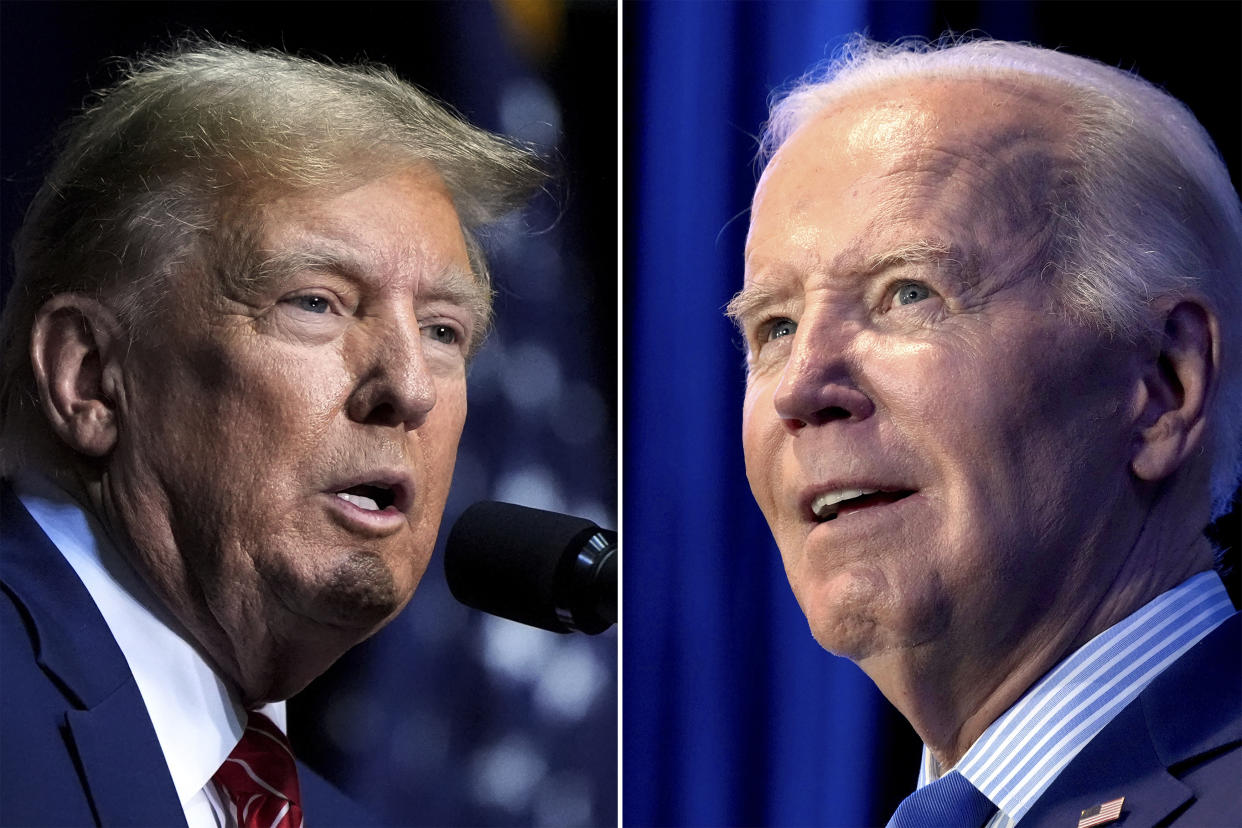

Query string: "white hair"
[[762, 36, 1242, 519]]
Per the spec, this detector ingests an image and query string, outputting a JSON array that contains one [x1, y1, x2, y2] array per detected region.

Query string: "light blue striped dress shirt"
[[914, 571, 1236, 827]]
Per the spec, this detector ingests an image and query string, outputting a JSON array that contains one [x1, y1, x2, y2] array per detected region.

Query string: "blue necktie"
[[886, 771, 998, 828]]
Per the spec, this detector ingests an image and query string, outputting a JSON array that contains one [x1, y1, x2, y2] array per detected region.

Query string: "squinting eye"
[[894, 282, 932, 306], [425, 324, 459, 345], [766, 318, 797, 341], [287, 295, 332, 314]]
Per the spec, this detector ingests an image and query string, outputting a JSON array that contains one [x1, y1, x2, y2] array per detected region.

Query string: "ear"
[[1130, 300, 1218, 482], [29, 295, 126, 458]]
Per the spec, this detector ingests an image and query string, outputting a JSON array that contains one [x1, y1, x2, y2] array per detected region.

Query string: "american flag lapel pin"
[[1077, 796, 1125, 827]]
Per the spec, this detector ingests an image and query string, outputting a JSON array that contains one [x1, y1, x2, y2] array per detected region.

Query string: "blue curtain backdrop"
[[625, 4, 884, 826], [623, 2, 1241, 826]]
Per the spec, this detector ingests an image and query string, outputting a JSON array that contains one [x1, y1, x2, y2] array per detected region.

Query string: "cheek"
[[216, 363, 345, 489], [875, 328, 1033, 458], [889, 323, 1127, 544], [264, 346, 353, 415], [159, 350, 353, 527], [741, 382, 782, 511], [163, 335, 347, 427], [422, 380, 468, 484]]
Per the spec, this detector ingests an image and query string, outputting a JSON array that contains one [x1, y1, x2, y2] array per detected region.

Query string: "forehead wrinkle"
[[890, 117, 1071, 229], [882, 142, 1066, 295]]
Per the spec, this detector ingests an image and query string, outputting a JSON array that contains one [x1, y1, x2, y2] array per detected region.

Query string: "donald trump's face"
[[107, 166, 487, 703]]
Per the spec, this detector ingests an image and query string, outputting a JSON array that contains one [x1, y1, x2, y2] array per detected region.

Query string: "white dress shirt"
[[14, 474, 287, 828], [915, 570, 1235, 826]]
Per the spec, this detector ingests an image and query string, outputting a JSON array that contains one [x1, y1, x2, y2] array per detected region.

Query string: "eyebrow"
[[725, 239, 959, 334], [249, 243, 494, 350], [724, 279, 794, 332], [862, 240, 955, 273], [251, 243, 380, 286]]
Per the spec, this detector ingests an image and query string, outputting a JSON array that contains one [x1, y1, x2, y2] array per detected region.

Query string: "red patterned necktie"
[[212, 711, 304, 828]]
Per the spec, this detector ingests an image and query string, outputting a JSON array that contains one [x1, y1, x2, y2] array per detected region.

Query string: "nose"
[[772, 313, 875, 432], [346, 316, 437, 429]]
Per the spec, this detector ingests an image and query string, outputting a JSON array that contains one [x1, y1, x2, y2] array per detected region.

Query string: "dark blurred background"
[[1, 1, 616, 826], [624, 2, 1239, 826]]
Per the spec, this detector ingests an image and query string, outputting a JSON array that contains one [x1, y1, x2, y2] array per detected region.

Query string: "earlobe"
[[29, 295, 125, 458], [1131, 300, 1217, 482]]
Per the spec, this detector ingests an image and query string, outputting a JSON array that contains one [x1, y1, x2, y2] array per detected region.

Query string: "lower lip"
[[321, 493, 408, 536]]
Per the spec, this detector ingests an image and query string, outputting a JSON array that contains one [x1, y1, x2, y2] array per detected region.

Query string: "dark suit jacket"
[[0, 484, 379, 827], [1020, 610, 1240, 827]]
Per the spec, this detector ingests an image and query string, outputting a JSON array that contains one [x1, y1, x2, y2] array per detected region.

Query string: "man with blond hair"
[[1, 42, 540, 827], [730, 37, 1240, 827]]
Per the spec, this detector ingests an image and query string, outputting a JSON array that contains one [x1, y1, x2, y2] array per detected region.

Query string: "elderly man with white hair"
[[729, 37, 1240, 827]]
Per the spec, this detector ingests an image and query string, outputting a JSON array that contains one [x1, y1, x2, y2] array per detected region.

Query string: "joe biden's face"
[[735, 78, 1146, 677], [107, 166, 486, 703]]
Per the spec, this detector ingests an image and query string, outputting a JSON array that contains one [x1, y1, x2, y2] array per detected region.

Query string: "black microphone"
[[445, 501, 616, 635]]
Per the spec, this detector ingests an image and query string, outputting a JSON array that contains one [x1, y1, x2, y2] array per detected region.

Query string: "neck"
[[861, 509, 1215, 770]]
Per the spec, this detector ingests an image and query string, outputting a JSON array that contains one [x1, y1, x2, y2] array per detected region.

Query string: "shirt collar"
[[12, 473, 287, 808]]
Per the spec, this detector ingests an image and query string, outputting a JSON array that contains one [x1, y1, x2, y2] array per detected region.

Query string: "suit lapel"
[[1141, 613, 1241, 767], [2, 484, 186, 827], [1019, 699, 1191, 827], [67, 693, 190, 827], [1020, 613, 1240, 828], [2, 485, 132, 705]]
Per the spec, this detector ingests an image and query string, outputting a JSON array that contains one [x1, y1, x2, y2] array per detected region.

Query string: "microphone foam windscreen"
[[445, 501, 603, 633]]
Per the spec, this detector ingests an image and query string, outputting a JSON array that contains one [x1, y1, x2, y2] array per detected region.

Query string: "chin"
[[803, 605, 883, 660], [795, 584, 872, 657], [309, 549, 425, 633], [791, 561, 909, 659]]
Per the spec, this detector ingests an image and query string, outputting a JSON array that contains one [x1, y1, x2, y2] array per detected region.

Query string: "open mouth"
[[334, 483, 397, 512], [811, 488, 915, 522]]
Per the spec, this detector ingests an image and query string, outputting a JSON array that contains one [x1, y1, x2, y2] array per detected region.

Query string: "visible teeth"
[[812, 488, 879, 519], [337, 492, 380, 511]]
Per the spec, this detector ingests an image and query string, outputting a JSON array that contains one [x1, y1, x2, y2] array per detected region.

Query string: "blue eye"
[[287, 295, 331, 314], [766, 318, 797, 341], [425, 324, 459, 345], [894, 282, 931, 306]]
